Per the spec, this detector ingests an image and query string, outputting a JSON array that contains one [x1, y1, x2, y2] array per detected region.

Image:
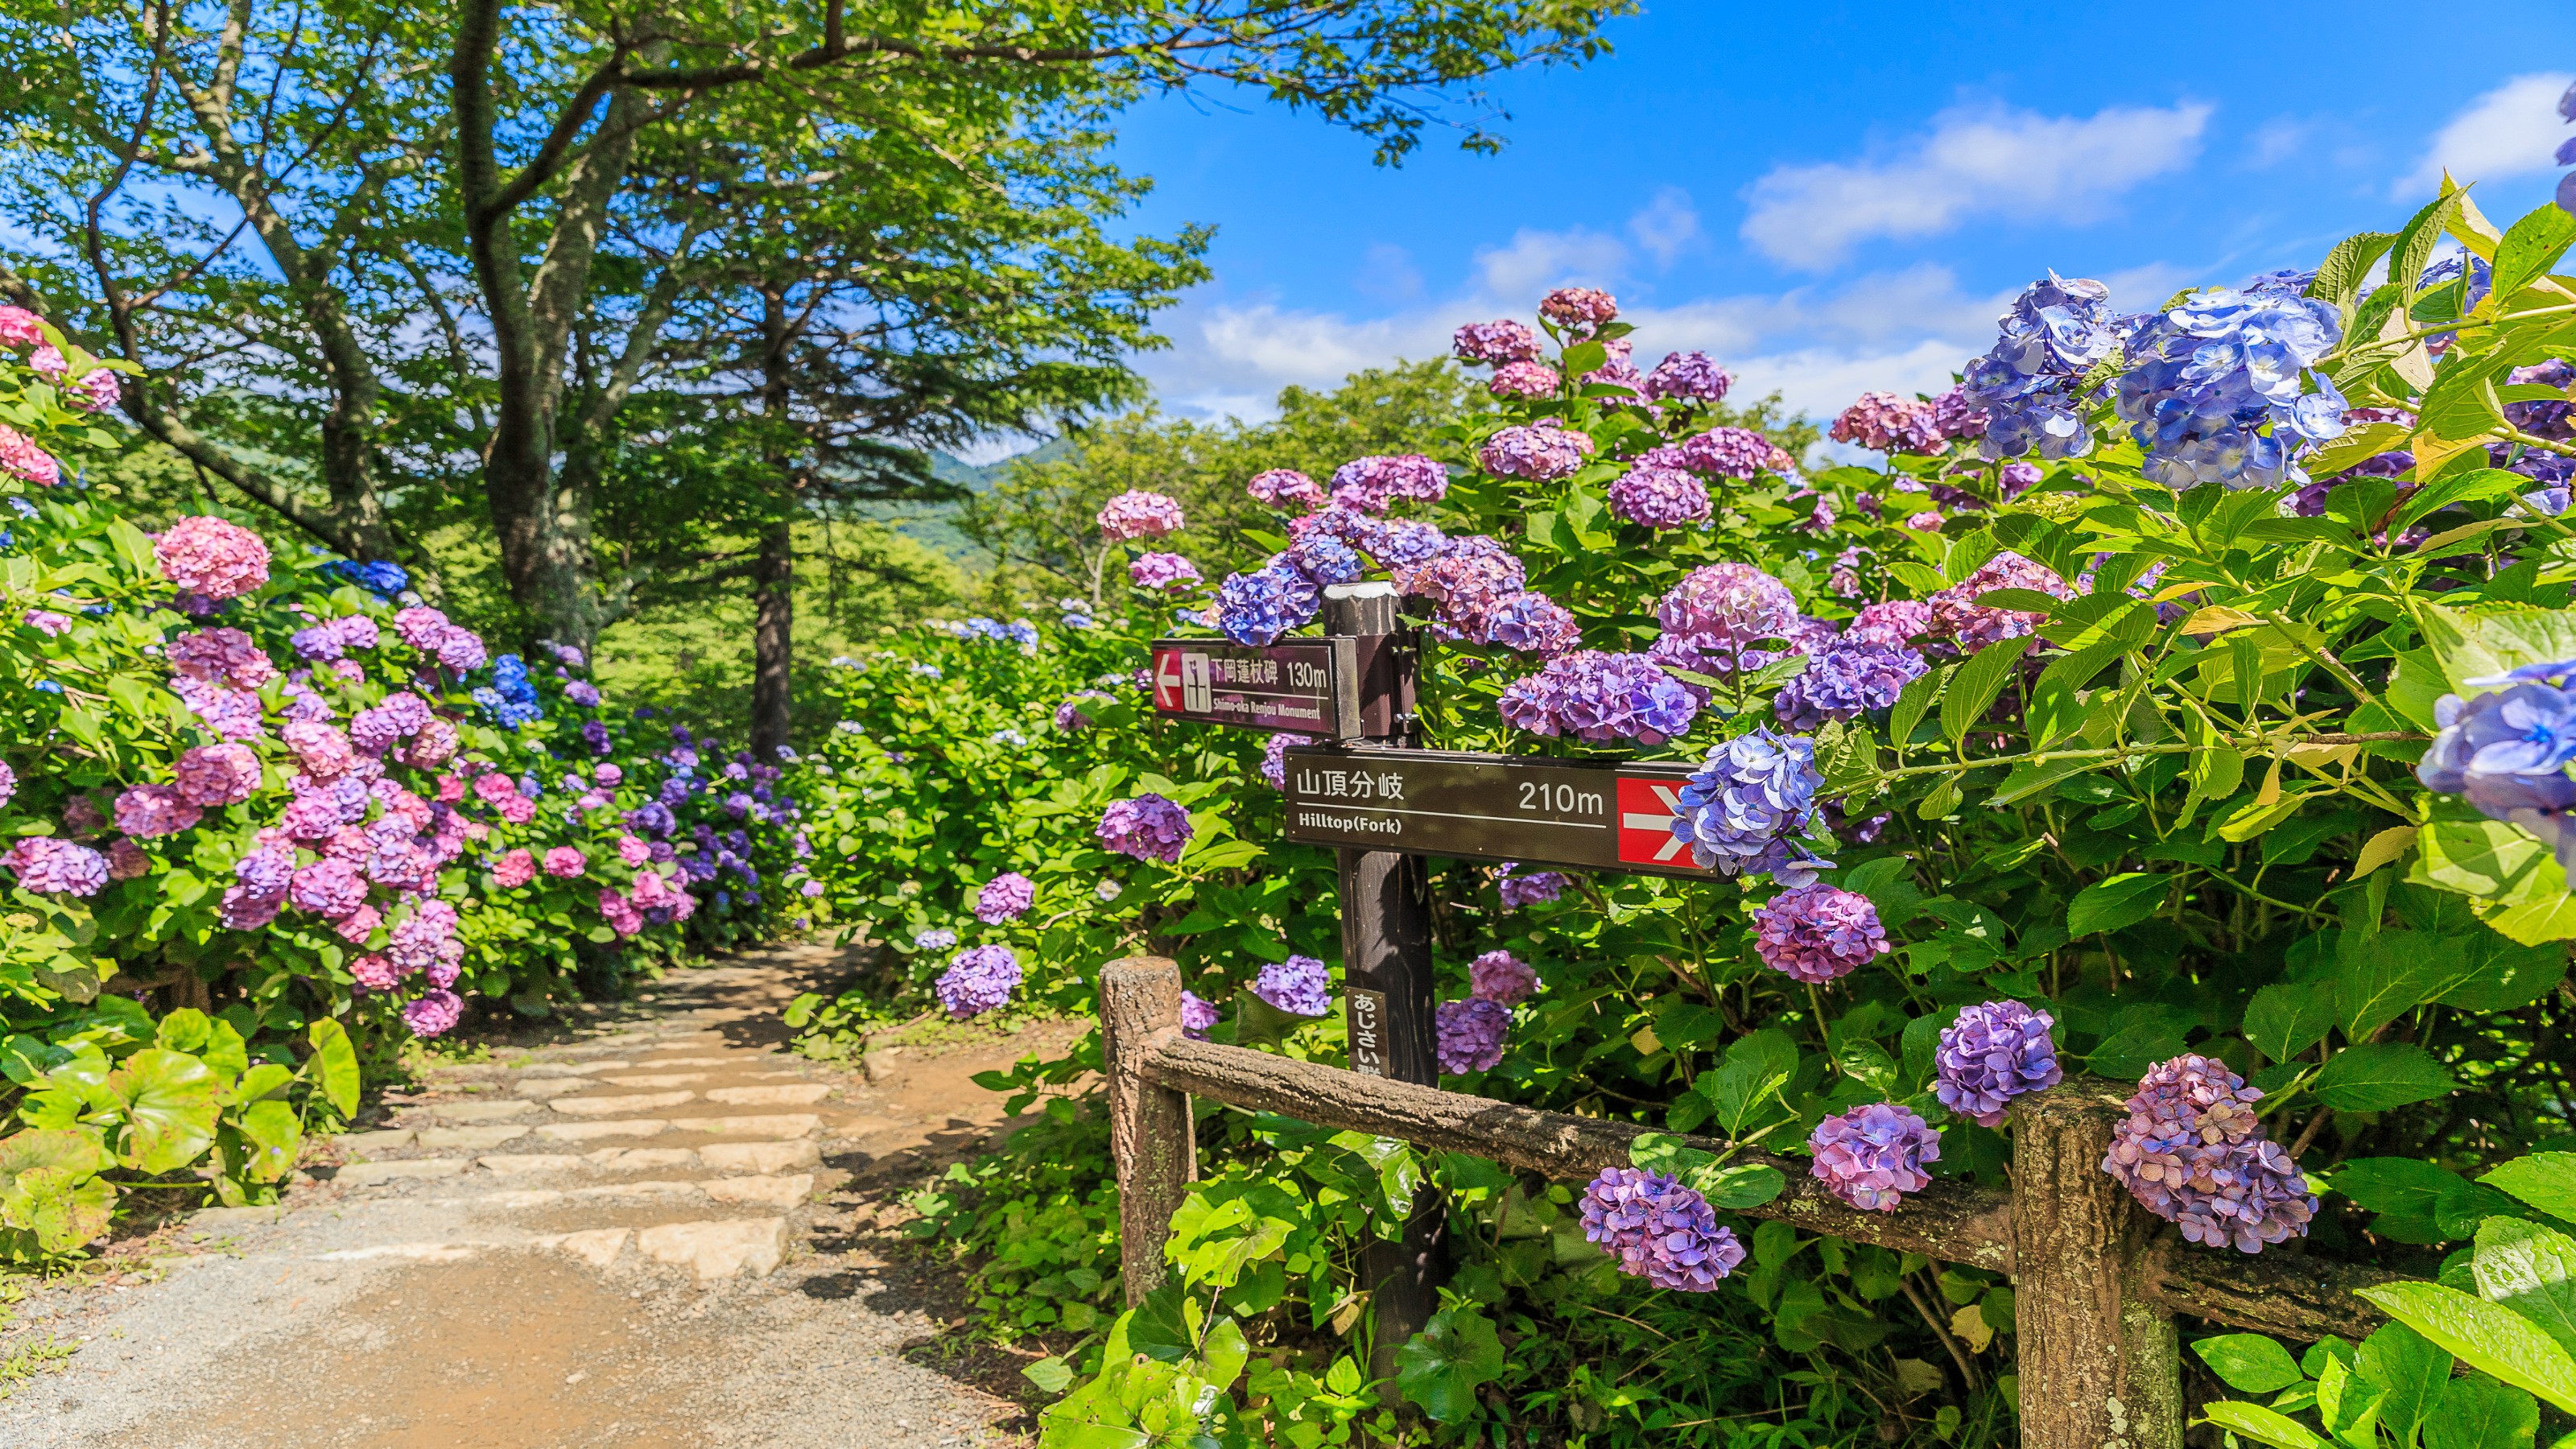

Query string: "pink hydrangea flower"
[[168, 627, 280, 688], [1488, 361, 1561, 399], [0, 306, 42, 346], [1538, 287, 1618, 335], [68, 368, 121, 412], [402, 989, 464, 1038], [107, 838, 151, 880], [22, 609, 72, 636], [6, 838, 109, 895], [1327, 454, 1448, 513], [598, 888, 643, 937], [1831, 391, 1949, 455], [0, 425, 60, 487], [1129, 552, 1204, 592], [1478, 422, 1596, 481], [1245, 469, 1326, 510], [616, 834, 651, 866], [543, 846, 587, 877], [1096, 490, 1185, 541], [500, 796, 536, 825], [1675, 427, 1776, 481], [289, 859, 368, 917], [1452, 319, 1542, 364], [493, 848, 538, 889], [153, 516, 271, 599], [1469, 949, 1538, 1005], [351, 954, 401, 991]]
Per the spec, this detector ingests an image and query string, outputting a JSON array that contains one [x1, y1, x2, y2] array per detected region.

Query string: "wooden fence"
[[1100, 956, 2421, 1449]]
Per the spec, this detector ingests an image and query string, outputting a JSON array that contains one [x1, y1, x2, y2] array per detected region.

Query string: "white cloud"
[[2401, 73, 2574, 195], [1628, 188, 1703, 266], [1740, 101, 2214, 270], [1470, 226, 1628, 299], [1133, 260, 2023, 426]]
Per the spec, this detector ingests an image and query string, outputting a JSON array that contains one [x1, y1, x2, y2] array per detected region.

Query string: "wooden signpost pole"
[[1317, 581, 1444, 1388]]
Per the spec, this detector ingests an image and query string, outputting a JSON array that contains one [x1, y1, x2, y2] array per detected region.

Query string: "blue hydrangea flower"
[[324, 559, 410, 597], [1773, 640, 1928, 729], [2417, 677, 2576, 868], [1960, 275, 2121, 461], [1214, 564, 1321, 646], [2115, 287, 2347, 489], [1276, 535, 1364, 586], [1672, 729, 1831, 885]]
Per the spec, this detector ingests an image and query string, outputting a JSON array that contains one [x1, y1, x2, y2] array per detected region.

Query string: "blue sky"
[[1092, 0, 2576, 430]]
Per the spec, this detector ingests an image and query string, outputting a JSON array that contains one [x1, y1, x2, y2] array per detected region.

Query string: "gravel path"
[[0, 944, 1072, 1447]]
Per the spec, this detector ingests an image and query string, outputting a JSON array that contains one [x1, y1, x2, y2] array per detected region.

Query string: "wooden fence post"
[[1101, 957, 1195, 1307], [2012, 1080, 2183, 1449]]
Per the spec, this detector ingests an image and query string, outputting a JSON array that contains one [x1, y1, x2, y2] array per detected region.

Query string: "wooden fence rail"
[[1100, 957, 2421, 1449]]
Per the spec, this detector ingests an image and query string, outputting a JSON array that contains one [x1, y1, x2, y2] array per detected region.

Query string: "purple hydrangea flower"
[[913, 927, 957, 951], [2103, 1054, 2316, 1253], [1478, 422, 1596, 481], [2417, 677, 2576, 864], [1180, 989, 1220, 1041], [1607, 464, 1712, 530], [1260, 732, 1313, 790], [1675, 427, 1777, 480], [1097, 794, 1192, 864], [1931, 384, 1991, 440], [402, 989, 464, 1038], [1810, 1103, 1942, 1211], [1362, 519, 1450, 573], [1496, 650, 1700, 746], [1328, 455, 1447, 514], [1213, 565, 1320, 647], [1934, 1001, 2065, 1127], [1435, 997, 1509, 1074], [114, 784, 202, 838], [1579, 1166, 1744, 1291], [1452, 320, 1542, 365], [1398, 536, 1525, 643], [936, 943, 1022, 1020], [5, 837, 109, 895], [289, 858, 368, 918], [1129, 552, 1205, 592], [1774, 641, 1930, 729], [1469, 950, 1538, 1005], [1484, 591, 1581, 656], [1055, 690, 1114, 732], [1657, 564, 1798, 654], [1752, 883, 1889, 983], [1250, 956, 1331, 1018], [975, 873, 1035, 923], [1672, 729, 1828, 886], [1246, 469, 1327, 510], [0, 761, 12, 810], [1645, 352, 1732, 404], [1961, 275, 2120, 462], [1493, 863, 1567, 911]]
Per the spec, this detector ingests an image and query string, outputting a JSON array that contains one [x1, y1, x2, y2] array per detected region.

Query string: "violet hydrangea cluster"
[[1657, 563, 1798, 658], [1452, 319, 1542, 365], [1245, 469, 1327, 510], [1606, 463, 1712, 530], [1179, 990, 1221, 1041], [1435, 997, 1509, 1074], [2103, 1053, 2317, 1253], [1497, 650, 1699, 745], [1477, 421, 1595, 481], [1578, 1166, 1744, 1291], [1492, 862, 1567, 911], [1671, 729, 1829, 885], [1751, 883, 1888, 983], [975, 872, 1034, 923], [1924, 551, 2073, 654], [1259, 732, 1311, 790], [1249, 956, 1331, 1017], [935, 943, 1022, 1020], [1933, 1001, 2064, 1127], [1645, 352, 1732, 404], [1328, 454, 1447, 514], [1538, 287, 1618, 335], [1096, 793, 1192, 864], [1810, 1104, 1942, 1211], [1773, 638, 1929, 729], [1468, 949, 1538, 1005]]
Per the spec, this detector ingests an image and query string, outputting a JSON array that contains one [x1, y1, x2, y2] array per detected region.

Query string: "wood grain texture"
[[1100, 957, 1195, 1307]]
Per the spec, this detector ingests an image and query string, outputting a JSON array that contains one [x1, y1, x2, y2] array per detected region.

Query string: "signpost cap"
[[1323, 581, 1397, 601]]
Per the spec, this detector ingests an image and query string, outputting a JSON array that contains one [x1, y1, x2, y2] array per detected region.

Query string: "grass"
[[0, 1276, 77, 1401]]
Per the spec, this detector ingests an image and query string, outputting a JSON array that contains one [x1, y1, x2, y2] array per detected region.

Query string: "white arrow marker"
[[1155, 655, 1184, 703], [1619, 784, 1692, 861]]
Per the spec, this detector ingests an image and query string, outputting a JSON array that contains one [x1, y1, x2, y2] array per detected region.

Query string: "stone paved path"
[[0, 943, 1080, 1448]]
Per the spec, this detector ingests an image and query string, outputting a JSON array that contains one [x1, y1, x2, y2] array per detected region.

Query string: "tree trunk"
[[749, 284, 797, 761], [749, 519, 795, 760]]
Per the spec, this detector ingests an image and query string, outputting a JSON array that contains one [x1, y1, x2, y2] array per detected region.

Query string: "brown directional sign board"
[[1280, 744, 1723, 880], [1149, 636, 1413, 739]]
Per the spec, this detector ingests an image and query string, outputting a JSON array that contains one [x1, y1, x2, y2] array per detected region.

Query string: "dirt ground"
[[0, 942, 1084, 1448]]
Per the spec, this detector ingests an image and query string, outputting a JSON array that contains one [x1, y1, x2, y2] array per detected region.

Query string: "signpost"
[[1141, 585, 1734, 1394], [1146, 632, 1413, 738]]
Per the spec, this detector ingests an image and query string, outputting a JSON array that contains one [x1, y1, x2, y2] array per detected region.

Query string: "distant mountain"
[[881, 436, 1077, 564]]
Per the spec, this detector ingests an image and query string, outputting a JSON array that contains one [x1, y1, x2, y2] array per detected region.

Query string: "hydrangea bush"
[[0, 321, 803, 1248], [797, 192, 2576, 1449]]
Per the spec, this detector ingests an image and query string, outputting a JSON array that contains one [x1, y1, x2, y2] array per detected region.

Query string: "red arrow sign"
[[1152, 647, 1187, 711], [1614, 775, 1698, 869]]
